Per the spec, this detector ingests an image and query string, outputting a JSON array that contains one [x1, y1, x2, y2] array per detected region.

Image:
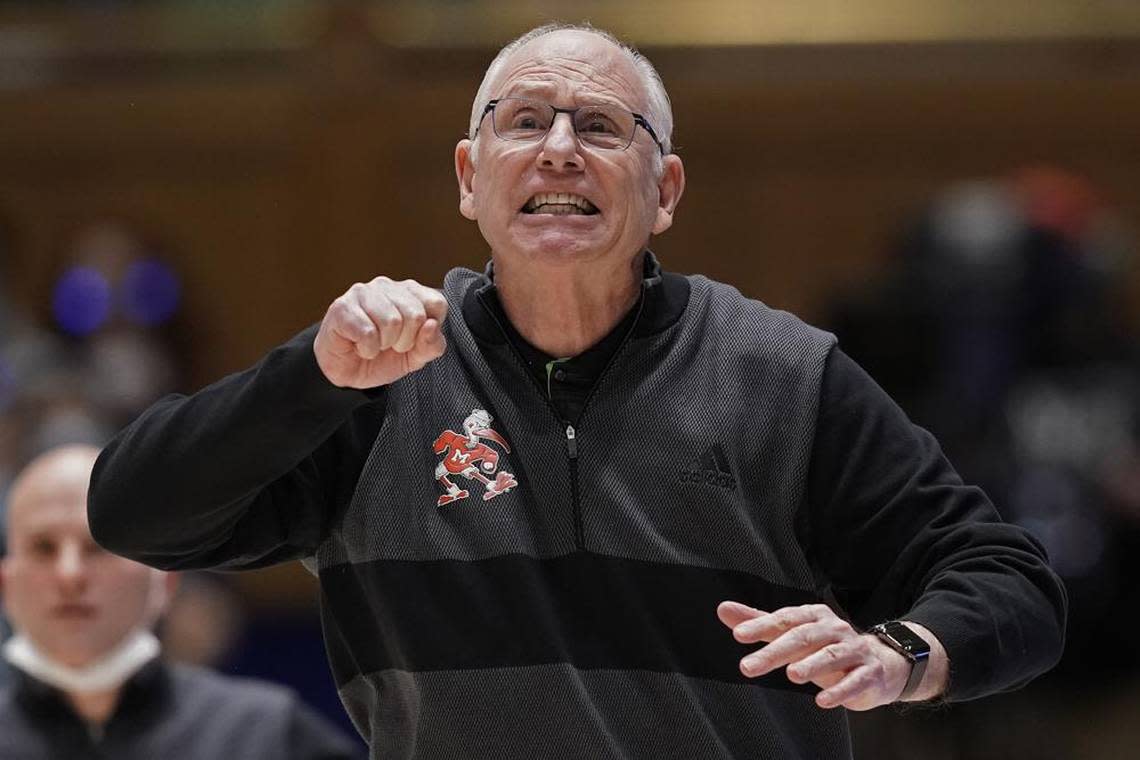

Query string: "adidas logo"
[[679, 443, 737, 491]]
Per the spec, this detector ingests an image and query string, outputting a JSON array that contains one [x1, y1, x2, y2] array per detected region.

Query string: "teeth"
[[525, 192, 597, 213]]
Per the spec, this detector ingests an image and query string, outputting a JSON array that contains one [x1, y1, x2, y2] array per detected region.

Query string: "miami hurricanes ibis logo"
[[432, 409, 519, 506]]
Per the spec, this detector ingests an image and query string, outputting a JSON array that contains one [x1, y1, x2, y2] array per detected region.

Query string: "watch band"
[[870, 621, 931, 701]]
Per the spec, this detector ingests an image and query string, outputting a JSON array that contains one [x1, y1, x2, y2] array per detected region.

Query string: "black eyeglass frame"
[[474, 98, 667, 156]]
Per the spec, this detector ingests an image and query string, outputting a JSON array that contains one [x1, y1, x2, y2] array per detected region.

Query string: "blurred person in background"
[[48, 220, 184, 429], [0, 210, 73, 499], [830, 168, 1136, 667], [0, 213, 180, 688], [0, 207, 77, 689], [831, 169, 1139, 755], [0, 444, 362, 759], [89, 24, 1066, 760], [1, 216, 182, 507]]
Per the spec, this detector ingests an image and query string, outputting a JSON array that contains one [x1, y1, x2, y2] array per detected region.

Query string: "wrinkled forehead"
[[490, 30, 648, 111]]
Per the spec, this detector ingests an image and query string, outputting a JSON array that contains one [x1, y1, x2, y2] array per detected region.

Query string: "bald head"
[[469, 24, 674, 155], [2, 444, 171, 669], [5, 444, 100, 544]]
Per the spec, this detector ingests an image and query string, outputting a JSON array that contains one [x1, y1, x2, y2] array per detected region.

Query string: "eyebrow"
[[20, 531, 56, 546]]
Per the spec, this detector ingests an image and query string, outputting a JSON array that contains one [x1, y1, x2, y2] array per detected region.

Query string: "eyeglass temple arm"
[[473, 100, 500, 138], [632, 113, 666, 156]]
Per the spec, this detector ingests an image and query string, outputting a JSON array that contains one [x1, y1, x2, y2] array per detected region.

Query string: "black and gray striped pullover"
[[89, 256, 1066, 760]]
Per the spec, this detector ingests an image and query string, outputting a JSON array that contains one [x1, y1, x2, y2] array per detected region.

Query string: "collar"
[[12, 655, 171, 731], [4, 629, 161, 694], [461, 250, 690, 351]]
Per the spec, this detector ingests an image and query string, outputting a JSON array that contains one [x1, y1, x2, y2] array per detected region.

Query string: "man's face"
[[456, 30, 683, 268], [1, 450, 163, 668]]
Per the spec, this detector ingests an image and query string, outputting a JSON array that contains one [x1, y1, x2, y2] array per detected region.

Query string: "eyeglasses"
[[475, 97, 666, 156]]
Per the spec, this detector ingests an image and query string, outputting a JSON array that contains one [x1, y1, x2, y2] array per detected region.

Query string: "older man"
[[1, 445, 361, 759], [89, 24, 1066, 760]]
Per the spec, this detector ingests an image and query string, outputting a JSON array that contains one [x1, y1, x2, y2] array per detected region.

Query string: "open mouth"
[[521, 192, 599, 216]]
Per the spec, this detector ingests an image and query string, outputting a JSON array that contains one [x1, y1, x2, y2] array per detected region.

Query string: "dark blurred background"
[[2, 1, 1139, 757]]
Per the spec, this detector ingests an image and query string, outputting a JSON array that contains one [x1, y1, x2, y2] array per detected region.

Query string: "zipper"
[[477, 288, 588, 547], [566, 424, 583, 547], [557, 290, 646, 551], [475, 283, 649, 553]]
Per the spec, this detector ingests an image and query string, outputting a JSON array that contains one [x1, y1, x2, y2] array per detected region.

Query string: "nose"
[[536, 112, 583, 172], [55, 541, 88, 594]]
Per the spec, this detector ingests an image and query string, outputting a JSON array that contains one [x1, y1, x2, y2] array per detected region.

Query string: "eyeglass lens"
[[493, 98, 635, 150]]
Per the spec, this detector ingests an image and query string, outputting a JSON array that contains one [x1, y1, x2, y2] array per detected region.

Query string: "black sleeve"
[[797, 346, 1067, 701], [88, 324, 385, 571]]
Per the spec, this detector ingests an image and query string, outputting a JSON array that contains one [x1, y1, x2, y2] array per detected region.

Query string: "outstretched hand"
[[717, 601, 923, 711], [313, 277, 448, 389]]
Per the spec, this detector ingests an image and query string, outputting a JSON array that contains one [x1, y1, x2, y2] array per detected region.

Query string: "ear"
[[652, 153, 686, 235], [455, 139, 478, 221], [145, 570, 179, 625], [163, 572, 180, 605]]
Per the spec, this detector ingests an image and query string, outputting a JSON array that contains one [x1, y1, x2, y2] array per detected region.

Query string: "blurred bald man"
[[0, 445, 362, 760]]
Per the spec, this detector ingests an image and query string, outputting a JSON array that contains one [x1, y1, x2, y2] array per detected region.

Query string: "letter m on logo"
[[451, 450, 472, 464]]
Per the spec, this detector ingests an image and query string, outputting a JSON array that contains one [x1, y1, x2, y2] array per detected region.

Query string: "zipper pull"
[[565, 424, 578, 459]]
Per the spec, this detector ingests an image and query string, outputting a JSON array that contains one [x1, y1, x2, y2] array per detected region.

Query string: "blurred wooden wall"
[[3, 37, 1140, 391]]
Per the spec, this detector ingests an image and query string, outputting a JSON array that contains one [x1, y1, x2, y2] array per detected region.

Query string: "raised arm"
[[88, 278, 447, 571]]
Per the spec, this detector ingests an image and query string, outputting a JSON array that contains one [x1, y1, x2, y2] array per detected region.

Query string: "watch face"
[[879, 622, 931, 657]]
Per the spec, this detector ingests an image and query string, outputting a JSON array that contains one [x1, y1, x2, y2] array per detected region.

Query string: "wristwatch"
[[869, 621, 931, 701]]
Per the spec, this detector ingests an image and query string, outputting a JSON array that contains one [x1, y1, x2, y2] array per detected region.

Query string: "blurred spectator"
[[830, 165, 1139, 681], [0, 444, 362, 759], [0, 210, 77, 688], [50, 220, 182, 426], [1, 212, 352, 745], [1, 215, 176, 686], [1, 216, 183, 520], [0, 211, 74, 500], [1, 217, 183, 498], [830, 167, 1140, 759]]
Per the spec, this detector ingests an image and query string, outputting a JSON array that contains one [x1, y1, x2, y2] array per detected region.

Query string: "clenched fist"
[[313, 277, 448, 389]]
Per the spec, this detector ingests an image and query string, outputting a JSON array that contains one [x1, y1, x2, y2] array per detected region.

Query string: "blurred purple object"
[[52, 266, 111, 336], [120, 258, 180, 326]]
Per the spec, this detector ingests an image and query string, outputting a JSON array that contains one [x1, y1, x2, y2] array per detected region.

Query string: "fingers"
[[372, 286, 425, 354], [738, 616, 851, 678], [405, 318, 447, 370], [325, 295, 384, 360], [816, 661, 887, 710], [786, 641, 864, 685], [315, 277, 448, 388], [732, 603, 834, 644], [407, 281, 449, 322], [331, 277, 447, 358], [716, 600, 765, 628], [718, 601, 903, 711]]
